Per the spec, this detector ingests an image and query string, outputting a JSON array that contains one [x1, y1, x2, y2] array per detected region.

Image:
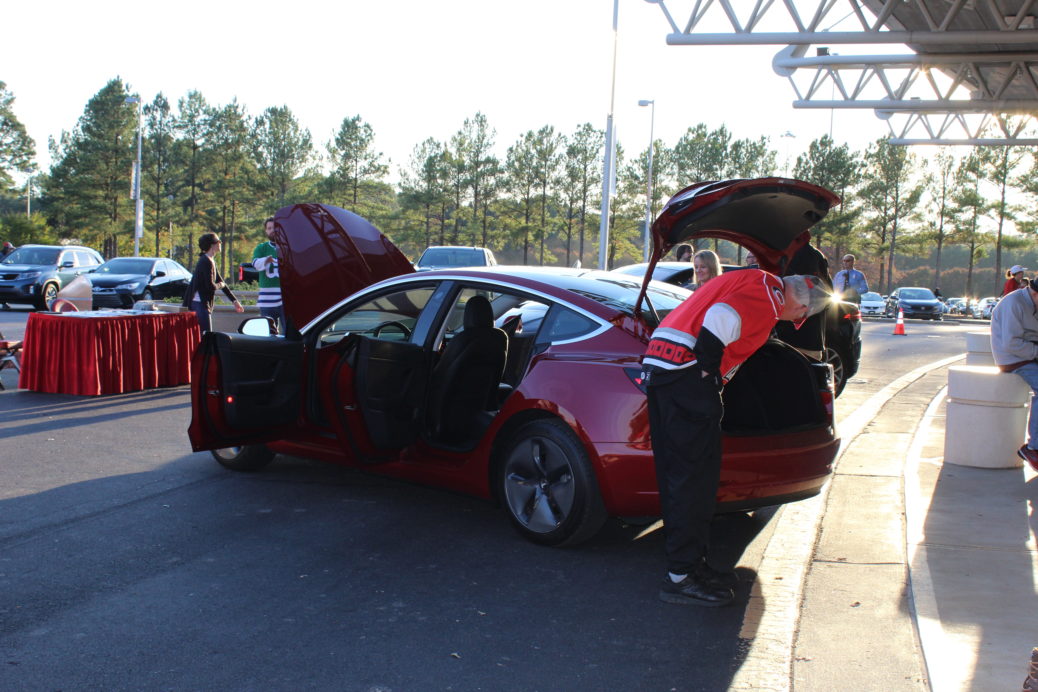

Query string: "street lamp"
[[781, 130, 796, 176], [638, 99, 655, 262], [598, 0, 620, 270], [124, 95, 143, 257]]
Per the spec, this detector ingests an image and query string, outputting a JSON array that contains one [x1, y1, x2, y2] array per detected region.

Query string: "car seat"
[[425, 295, 507, 446]]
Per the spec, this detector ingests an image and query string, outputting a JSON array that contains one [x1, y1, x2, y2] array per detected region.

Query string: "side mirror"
[[60, 261, 75, 268], [238, 316, 278, 337], [153, 270, 166, 277]]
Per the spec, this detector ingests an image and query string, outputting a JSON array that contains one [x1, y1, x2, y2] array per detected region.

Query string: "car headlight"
[[117, 281, 141, 291], [20, 271, 41, 279]]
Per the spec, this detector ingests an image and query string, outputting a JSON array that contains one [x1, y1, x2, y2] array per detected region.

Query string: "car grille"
[[92, 294, 130, 309]]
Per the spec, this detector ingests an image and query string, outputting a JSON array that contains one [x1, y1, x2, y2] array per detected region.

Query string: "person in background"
[[833, 253, 869, 303], [775, 238, 833, 362], [990, 277, 1038, 472], [674, 244, 693, 262], [183, 233, 243, 334], [1003, 265, 1027, 297], [0, 241, 14, 260], [252, 217, 283, 333], [744, 249, 757, 267], [693, 249, 721, 287], [641, 269, 832, 606]]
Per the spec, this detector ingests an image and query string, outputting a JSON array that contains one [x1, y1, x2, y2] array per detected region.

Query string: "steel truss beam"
[[645, 0, 1038, 145]]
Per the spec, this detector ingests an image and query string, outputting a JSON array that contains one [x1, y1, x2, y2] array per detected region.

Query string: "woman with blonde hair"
[[693, 249, 721, 287]]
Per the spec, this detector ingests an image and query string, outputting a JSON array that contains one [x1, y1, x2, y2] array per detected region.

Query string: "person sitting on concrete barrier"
[[990, 277, 1038, 471]]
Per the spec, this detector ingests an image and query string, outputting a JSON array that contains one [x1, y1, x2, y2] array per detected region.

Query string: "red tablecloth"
[[18, 311, 201, 396]]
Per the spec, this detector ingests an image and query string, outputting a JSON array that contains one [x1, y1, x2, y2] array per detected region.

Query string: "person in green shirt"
[[252, 217, 283, 333]]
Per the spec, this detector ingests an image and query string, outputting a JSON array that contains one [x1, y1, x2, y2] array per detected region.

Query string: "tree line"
[[1, 76, 1036, 297]]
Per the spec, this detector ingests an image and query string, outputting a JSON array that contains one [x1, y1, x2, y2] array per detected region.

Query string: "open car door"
[[188, 332, 304, 451]]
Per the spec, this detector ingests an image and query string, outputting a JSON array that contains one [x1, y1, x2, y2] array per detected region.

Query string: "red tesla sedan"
[[189, 178, 841, 546]]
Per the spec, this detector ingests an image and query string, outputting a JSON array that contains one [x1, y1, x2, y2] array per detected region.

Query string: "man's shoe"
[[659, 573, 734, 607], [1018, 445, 1038, 472], [697, 561, 739, 589]]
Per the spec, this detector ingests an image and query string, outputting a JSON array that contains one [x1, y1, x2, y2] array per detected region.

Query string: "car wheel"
[[824, 346, 847, 397], [142, 289, 154, 301], [36, 282, 59, 310], [498, 418, 607, 547], [211, 444, 275, 472]]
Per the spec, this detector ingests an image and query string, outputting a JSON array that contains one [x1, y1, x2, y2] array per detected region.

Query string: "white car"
[[859, 291, 885, 316]]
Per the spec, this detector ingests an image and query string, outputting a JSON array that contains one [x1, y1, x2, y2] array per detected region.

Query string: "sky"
[[3, 0, 894, 184]]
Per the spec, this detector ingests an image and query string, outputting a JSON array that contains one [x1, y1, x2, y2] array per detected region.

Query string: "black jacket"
[[182, 253, 237, 311]]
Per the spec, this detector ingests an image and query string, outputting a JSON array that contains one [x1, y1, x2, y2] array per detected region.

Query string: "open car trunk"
[[721, 340, 831, 434]]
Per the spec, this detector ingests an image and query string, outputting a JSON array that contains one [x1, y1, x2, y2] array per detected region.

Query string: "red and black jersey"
[[642, 269, 786, 382]]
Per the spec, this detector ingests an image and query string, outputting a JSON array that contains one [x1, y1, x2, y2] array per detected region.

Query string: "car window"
[[417, 248, 489, 268], [1, 247, 61, 265], [862, 292, 881, 301], [900, 288, 935, 300], [317, 286, 435, 347], [537, 305, 599, 344], [95, 258, 155, 274], [75, 250, 101, 267]]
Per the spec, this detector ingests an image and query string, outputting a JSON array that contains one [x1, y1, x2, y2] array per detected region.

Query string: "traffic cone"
[[893, 308, 907, 335]]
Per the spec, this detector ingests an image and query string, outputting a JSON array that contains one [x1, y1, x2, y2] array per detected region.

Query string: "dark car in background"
[[189, 178, 842, 547], [415, 246, 497, 271], [0, 244, 103, 310], [612, 260, 862, 397], [88, 257, 193, 308], [885, 287, 943, 320]]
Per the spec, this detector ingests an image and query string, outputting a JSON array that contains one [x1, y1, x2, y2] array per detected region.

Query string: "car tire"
[[211, 444, 275, 472], [824, 346, 848, 397], [36, 282, 58, 311], [497, 418, 607, 547]]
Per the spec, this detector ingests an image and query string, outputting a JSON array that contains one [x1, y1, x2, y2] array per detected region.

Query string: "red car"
[[189, 178, 841, 546]]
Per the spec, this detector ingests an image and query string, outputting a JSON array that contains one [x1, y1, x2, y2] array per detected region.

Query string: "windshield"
[[861, 292, 881, 301], [417, 248, 487, 268], [1, 247, 60, 265], [94, 258, 155, 274], [899, 288, 936, 300]]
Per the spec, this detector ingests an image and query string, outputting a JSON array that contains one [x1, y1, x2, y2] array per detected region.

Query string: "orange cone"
[[893, 307, 906, 335]]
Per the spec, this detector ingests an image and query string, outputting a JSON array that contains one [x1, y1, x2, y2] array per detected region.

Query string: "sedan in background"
[[189, 178, 843, 547], [859, 291, 885, 316], [89, 257, 193, 308], [885, 287, 943, 320], [415, 246, 497, 271]]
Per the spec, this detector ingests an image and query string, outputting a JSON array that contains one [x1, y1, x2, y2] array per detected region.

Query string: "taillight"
[[624, 367, 648, 394], [819, 387, 834, 417], [843, 307, 861, 322]]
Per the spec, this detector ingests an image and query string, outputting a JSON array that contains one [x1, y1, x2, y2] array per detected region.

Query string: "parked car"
[[859, 291, 885, 316], [0, 244, 103, 310], [415, 245, 497, 271], [237, 261, 259, 284], [88, 257, 193, 308], [885, 287, 943, 320], [188, 179, 841, 547], [946, 297, 968, 315], [979, 296, 999, 320], [612, 261, 862, 397]]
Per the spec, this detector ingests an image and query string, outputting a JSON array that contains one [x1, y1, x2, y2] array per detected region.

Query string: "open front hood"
[[651, 178, 840, 273], [274, 204, 415, 329]]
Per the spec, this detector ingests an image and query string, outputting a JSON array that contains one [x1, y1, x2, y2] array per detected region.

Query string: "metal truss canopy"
[[646, 0, 1038, 145]]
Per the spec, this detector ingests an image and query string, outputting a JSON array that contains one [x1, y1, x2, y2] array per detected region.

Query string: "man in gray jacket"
[[990, 278, 1038, 470]]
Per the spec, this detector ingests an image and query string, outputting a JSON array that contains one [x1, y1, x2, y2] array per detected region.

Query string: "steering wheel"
[[371, 321, 412, 339]]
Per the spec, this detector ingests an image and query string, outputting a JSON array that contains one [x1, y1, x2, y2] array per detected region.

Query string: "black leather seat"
[[426, 295, 507, 445]]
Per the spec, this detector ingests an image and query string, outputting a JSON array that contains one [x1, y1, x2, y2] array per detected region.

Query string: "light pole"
[[598, 0, 620, 270], [781, 130, 796, 176], [638, 99, 655, 262], [124, 95, 144, 257]]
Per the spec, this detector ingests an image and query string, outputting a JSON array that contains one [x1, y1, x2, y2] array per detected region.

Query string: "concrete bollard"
[[965, 330, 994, 365], [945, 365, 1028, 468]]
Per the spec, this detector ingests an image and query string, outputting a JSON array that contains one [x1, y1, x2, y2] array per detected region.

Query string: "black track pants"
[[646, 367, 723, 575]]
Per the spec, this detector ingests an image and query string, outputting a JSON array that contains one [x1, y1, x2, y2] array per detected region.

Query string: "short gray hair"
[[783, 275, 831, 317]]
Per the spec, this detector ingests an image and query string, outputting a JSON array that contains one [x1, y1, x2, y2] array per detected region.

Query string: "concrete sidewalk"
[[793, 363, 1038, 691]]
